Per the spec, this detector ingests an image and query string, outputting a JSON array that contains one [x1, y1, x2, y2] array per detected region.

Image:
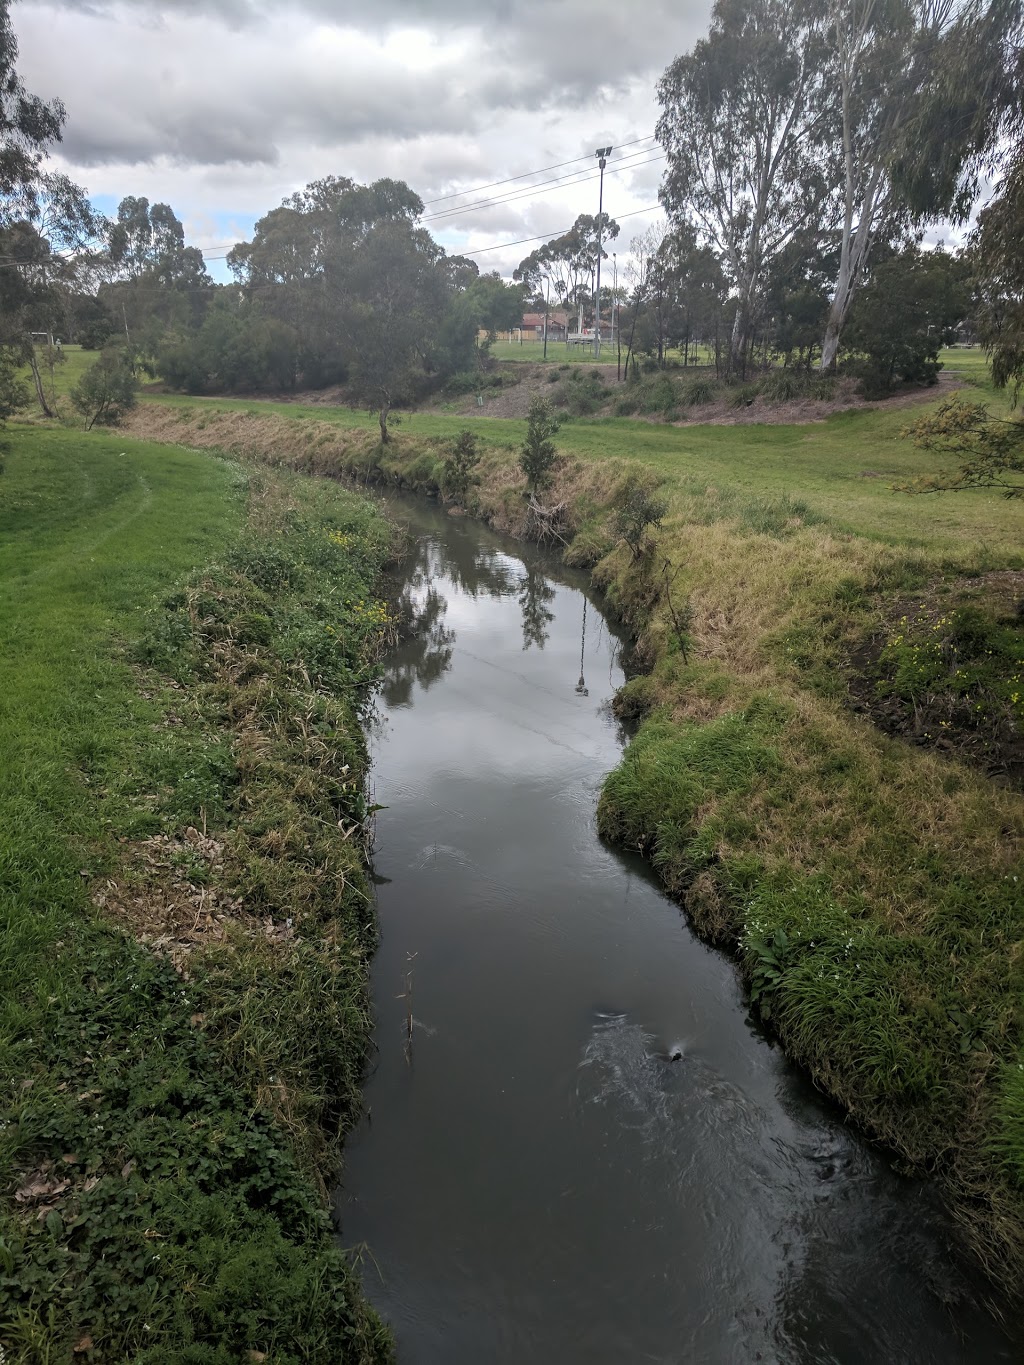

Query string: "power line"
[[420, 133, 657, 206], [198, 135, 661, 258], [421, 152, 665, 224], [455, 203, 663, 258], [17, 202, 665, 292], [198, 201, 666, 267]]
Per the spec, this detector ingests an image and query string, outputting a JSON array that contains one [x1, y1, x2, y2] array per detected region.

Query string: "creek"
[[339, 494, 1015, 1364]]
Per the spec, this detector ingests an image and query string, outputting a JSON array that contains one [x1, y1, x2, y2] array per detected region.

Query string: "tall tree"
[[0, 0, 64, 227], [972, 136, 1024, 399], [0, 0, 102, 417], [657, 0, 837, 376], [844, 243, 971, 393], [230, 176, 425, 388], [514, 213, 619, 336], [330, 220, 449, 443], [101, 197, 211, 343], [818, 0, 1021, 370]]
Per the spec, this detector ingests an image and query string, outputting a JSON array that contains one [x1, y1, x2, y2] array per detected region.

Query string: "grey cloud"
[[43, 0, 709, 92], [26, 10, 490, 169], [16, 0, 706, 270]]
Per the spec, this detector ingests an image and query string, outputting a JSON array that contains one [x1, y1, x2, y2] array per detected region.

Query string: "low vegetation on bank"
[[122, 388, 1024, 1297], [0, 425, 395, 1362]]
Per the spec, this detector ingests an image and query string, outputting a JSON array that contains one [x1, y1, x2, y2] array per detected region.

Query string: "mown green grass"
[[0, 426, 392, 1363], [485, 338, 717, 366], [16, 344, 95, 413]]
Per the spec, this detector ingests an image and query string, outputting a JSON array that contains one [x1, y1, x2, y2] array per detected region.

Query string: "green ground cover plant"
[[0, 425, 394, 1363]]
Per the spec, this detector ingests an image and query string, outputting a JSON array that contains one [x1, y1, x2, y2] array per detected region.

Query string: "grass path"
[[0, 425, 392, 1363]]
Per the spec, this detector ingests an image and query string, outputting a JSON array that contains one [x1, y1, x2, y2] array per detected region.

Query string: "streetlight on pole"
[[593, 146, 612, 360]]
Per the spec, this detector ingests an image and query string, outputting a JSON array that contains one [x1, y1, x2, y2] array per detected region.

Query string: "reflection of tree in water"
[[381, 582, 455, 707], [518, 564, 556, 651], [399, 533, 520, 603], [433, 536, 519, 602]]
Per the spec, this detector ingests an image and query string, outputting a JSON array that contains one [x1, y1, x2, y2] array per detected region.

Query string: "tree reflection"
[[381, 583, 455, 707], [434, 537, 519, 601], [518, 565, 556, 651]]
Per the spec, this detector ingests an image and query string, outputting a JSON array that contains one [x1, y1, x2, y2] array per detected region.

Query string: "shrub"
[[443, 370, 481, 396], [845, 245, 970, 397], [639, 375, 678, 415], [519, 397, 560, 492], [551, 369, 610, 417], [727, 382, 760, 409], [760, 371, 804, 403], [70, 348, 139, 429], [682, 378, 718, 406], [613, 476, 669, 561], [442, 429, 481, 507]]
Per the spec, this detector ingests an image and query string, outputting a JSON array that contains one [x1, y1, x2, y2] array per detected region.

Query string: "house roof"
[[521, 311, 569, 328]]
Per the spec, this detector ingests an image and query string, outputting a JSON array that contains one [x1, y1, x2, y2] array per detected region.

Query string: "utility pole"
[[593, 146, 612, 360], [543, 275, 550, 362], [613, 252, 620, 380]]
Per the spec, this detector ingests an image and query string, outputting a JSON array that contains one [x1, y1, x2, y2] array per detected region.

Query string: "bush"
[[613, 476, 669, 561], [551, 369, 610, 417], [727, 382, 761, 409], [441, 429, 481, 507], [639, 375, 678, 415], [0, 345, 30, 424], [682, 378, 718, 406], [443, 370, 482, 396], [845, 245, 970, 397], [70, 348, 139, 429], [520, 397, 560, 492], [760, 371, 804, 403]]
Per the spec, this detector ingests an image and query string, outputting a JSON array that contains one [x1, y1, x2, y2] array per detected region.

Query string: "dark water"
[[339, 496, 1014, 1364]]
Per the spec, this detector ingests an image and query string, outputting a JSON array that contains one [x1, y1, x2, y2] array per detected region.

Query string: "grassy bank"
[[0, 425, 395, 1362], [123, 392, 1024, 1297]]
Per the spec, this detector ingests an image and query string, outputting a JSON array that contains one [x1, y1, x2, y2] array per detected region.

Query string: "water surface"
[[341, 495, 1013, 1364]]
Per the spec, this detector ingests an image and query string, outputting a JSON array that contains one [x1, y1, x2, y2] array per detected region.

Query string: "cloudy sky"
[[15, 0, 715, 280]]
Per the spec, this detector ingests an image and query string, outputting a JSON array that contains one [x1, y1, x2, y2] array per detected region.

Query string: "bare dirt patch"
[[848, 569, 1024, 785]]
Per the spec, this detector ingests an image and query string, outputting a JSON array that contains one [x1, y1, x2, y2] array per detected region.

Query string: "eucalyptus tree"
[[0, 173, 102, 416], [99, 196, 212, 347], [971, 139, 1024, 399], [514, 213, 620, 336], [1, 0, 101, 415], [329, 219, 452, 443], [818, 0, 1022, 371], [0, 0, 64, 226], [230, 176, 425, 387], [620, 224, 666, 378], [656, 0, 838, 376]]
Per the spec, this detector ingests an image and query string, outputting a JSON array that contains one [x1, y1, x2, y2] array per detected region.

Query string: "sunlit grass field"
[[17, 342, 94, 409]]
